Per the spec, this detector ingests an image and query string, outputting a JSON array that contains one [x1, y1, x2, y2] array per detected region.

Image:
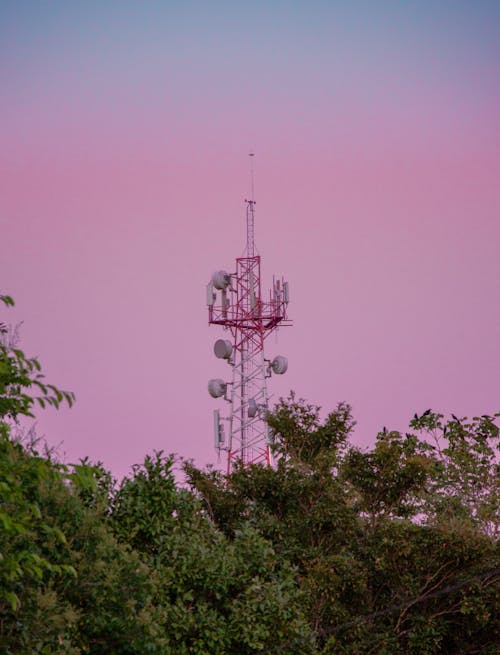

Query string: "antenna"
[[245, 199, 255, 257], [249, 151, 255, 201], [206, 161, 292, 473], [246, 152, 256, 257]]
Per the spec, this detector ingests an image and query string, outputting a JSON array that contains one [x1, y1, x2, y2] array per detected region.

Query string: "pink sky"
[[1, 2, 499, 479]]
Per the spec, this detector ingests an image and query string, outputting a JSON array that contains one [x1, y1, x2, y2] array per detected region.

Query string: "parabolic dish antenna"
[[211, 270, 230, 290], [208, 378, 227, 398], [214, 339, 233, 360], [271, 355, 288, 375]]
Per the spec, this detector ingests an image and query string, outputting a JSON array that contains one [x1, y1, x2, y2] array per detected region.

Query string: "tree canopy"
[[1, 295, 498, 654]]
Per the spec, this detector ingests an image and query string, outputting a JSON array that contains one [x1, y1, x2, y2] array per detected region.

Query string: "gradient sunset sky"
[[1, 1, 499, 478]]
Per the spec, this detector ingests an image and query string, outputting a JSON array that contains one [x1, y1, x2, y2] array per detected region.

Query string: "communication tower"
[[206, 157, 291, 473]]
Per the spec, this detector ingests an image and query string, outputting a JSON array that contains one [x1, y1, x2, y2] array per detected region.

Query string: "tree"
[[342, 428, 432, 523], [267, 392, 354, 470], [0, 295, 75, 421], [0, 294, 78, 651], [2, 293, 498, 653], [112, 451, 314, 654], [409, 411, 500, 537], [0, 295, 159, 653], [187, 394, 499, 654], [186, 397, 363, 650]]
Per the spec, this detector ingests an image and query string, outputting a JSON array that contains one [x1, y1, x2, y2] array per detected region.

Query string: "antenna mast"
[[247, 152, 255, 256], [206, 155, 291, 473], [246, 199, 256, 258]]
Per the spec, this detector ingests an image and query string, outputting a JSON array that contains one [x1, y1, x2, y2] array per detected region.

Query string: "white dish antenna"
[[214, 339, 233, 360], [271, 355, 288, 375], [212, 270, 230, 290], [208, 378, 227, 398]]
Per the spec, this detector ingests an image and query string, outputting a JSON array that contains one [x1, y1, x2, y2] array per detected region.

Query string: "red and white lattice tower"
[[206, 167, 291, 474]]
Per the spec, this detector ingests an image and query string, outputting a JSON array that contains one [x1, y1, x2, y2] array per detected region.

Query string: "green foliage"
[[268, 392, 355, 468], [342, 429, 433, 521], [0, 295, 14, 307], [2, 296, 498, 653], [0, 296, 78, 651], [0, 433, 78, 653], [0, 432, 161, 654], [409, 411, 500, 537], [111, 452, 185, 556], [187, 395, 499, 654], [155, 522, 313, 654], [0, 346, 74, 420], [1, 291, 74, 421], [112, 452, 313, 654], [68, 456, 116, 512], [1, 295, 158, 653]]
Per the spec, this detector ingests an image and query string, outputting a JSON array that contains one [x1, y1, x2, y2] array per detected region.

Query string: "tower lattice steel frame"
[[207, 198, 291, 473]]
